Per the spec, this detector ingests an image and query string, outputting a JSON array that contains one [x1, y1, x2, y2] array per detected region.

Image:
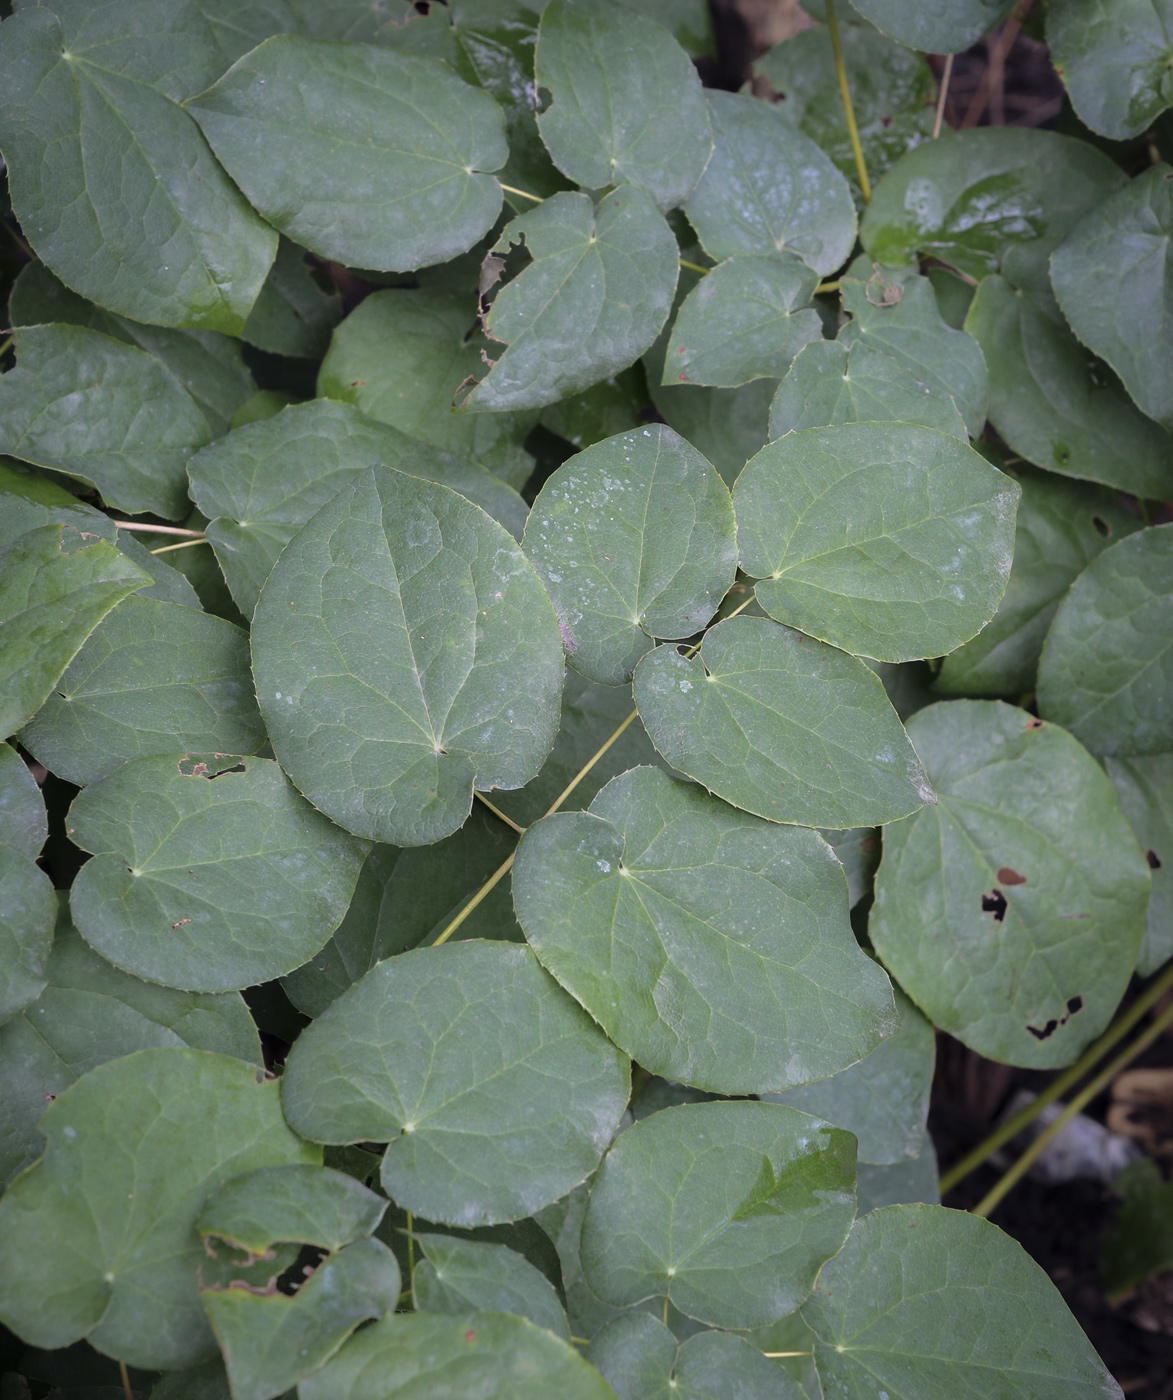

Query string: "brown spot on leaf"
[[1147, 849, 1162, 870], [997, 867, 1027, 885], [171, 918, 192, 929]]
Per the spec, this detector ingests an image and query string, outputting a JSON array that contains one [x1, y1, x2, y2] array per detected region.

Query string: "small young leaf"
[[848, 0, 1014, 52], [1038, 524, 1173, 757], [1106, 754, 1173, 976], [634, 616, 934, 829], [68, 754, 367, 993], [280, 941, 631, 1226], [187, 37, 508, 272], [251, 466, 563, 847], [0, 740, 47, 861], [413, 1233, 570, 1338], [513, 765, 896, 1095], [871, 700, 1150, 1068], [735, 422, 1019, 663], [581, 1101, 856, 1328], [1047, 0, 1173, 140]]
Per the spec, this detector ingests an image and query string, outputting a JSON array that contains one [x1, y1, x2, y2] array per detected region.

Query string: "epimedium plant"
[[0, 0, 1169, 1396]]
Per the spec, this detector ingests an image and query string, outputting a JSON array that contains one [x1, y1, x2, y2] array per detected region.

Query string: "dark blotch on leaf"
[[1147, 848, 1162, 870], [997, 867, 1027, 885], [1092, 515, 1112, 537], [1027, 995, 1083, 1040], [981, 889, 1008, 921]]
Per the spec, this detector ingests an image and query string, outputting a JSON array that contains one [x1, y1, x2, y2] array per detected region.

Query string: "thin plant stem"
[[431, 852, 516, 947], [762, 1352, 813, 1358], [663, 1294, 670, 1326], [939, 958, 1173, 1194], [570, 1336, 590, 1346], [825, 0, 872, 202], [545, 708, 640, 817], [119, 1362, 133, 1400], [933, 53, 955, 138], [498, 182, 542, 203], [150, 537, 207, 555], [814, 280, 840, 296], [0, 335, 13, 360], [110, 521, 205, 537], [973, 996, 1173, 1218], [679, 259, 709, 276], [474, 790, 525, 834], [405, 1211, 415, 1304]]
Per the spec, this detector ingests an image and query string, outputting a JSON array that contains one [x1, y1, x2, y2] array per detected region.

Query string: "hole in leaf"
[[981, 890, 1008, 921], [1092, 515, 1112, 537], [1027, 996, 1084, 1040], [1025, 716, 1044, 730], [277, 1244, 329, 1297], [179, 757, 247, 779], [1067, 995, 1084, 1015], [997, 867, 1027, 885], [1147, 849, 1162, 870]]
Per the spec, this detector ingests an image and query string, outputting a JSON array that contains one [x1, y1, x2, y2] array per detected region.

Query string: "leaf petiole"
[[824, 0, 872, 202]]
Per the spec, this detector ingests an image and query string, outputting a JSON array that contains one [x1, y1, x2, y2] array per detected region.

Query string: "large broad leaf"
[[300, 1312, 618, 1400], [0, 325, 210, 518], [187, 36, 507, 272], [588, 1313, 806, 1400], [1051, 164, 1173, 431], [964, 275, 1173, 499], [189, 399, 527, 618], [683, 91, 856, 278], [513, 765, 896, 1094], [764, 987, 934, 1165], [871, 700, 1150, 1067], [318, 287, 538, 488], [935, 466, 1141, 698], [522, 425, 737, 684], [0, 740, 47, 861], [1038, 525, 1173, 757], [0, 523, 149, 741], [1047, 0, 1173, 140], [634, 616, 934, 829], [0, 5, 276, 333], [413, 1233, 569, 1338], [0, 1048, 318, 1369], [1108, 755, 1173, 977], [861, 128, 1127, 302], [462, 188, 679, 412], [581, 1101, 856, 1328], [734, 422, 1018, 664], [534, 0, 711, 211], [801, 1204, 1124, 1400], [0, 845, 54, 1027], [280, 941, 631, 1226], [662, 255, 821, 388], [251, 466, 563, 847], [21, 596, 265, 787], [68, 753, 367, 993], [849, 0, 1014, 51], [0, 904, 260, 1187]]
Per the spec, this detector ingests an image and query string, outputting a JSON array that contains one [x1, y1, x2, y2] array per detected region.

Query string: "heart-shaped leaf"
[[1047, 0, 1173, 140]]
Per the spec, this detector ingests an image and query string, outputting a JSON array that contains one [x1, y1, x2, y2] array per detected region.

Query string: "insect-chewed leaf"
[[513, 766, 896, 1094], [198, 1164, 389, 1256], [1052, 164, 1173, 431], [581, 1101, 856, 1328], [735, 422, 1019, 663], [187, 36, 507, 272], [462, 188, 679, 412], [683, 91, 856, 278], [1047, 0, 1173, 140], [67, 753, 367, 993], [251, 465, 563, 847], [1107, 754, 1173, 976], [300, 1311, 617, 1400], [1038, 525, 1173, 757], [534, 0, 712, 211], [801, 1204, 1124, 1400], [189, 399, 527, 618], [280, 941, 631, 1227], [847, 0, 1014, 52], [412, 1233, 570, 1338], [523, 425, 736, 685], [0, 1048, 318, 1369], [871, 700, 1150, 1068], [0, 740, 47, 861], [634, 616, 934, 829]]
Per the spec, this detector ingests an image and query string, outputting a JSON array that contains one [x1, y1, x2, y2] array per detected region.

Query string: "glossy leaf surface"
[[1047, 0, 1173, 140]]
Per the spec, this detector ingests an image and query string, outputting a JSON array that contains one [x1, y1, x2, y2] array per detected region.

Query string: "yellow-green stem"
[[405, 1211, 415, 1303], [498, 182, 542, 203], [679, 259, 710, 276], [119, 1362, 133, 1400], [474, 791, 525, 834], [150, 537, 207, 555], [933, 54, 955, 139], [814, 280, 840, 296], [111, 521, 204, 536], [825, 0, 872, 202], [431, 852, 516, 947]]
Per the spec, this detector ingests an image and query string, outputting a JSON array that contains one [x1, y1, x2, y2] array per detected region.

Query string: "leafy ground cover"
[[1, 0, 1173, 1395]]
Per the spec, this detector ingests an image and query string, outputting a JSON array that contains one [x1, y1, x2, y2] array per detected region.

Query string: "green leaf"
[[1038, 524, 1173, 757], [462, 188, 679, 412], [934, 465, 1141, 698], [199, 1164, 389, 1256], [240, 238, 343, 361], [513, 765, 897, 1094], [300, 1311, 619, 1400], [663, 255, 821, 388], [0, 523, 149, 741], [189, 399, 528, 618], [318, 287, 538, 488], [187, 36, 507, 273], [861, 128, 1128, 301], [801, 1203, 1123, 1399], [621, 0, 714, 55], [150, 1357, 231, 1400], [0, 325, 211, 519], [413, 1233, 570, 1338], [280, 941, 631, 1226], [251, 466, 564, 847], [581, 1101, 856, 1328], [1101, 1158, 1173, 1301], [1047, 0, 1173, 140], [763, 987, 934, 1165], [68, 753, 367, 992], [824, 825, 881, 908], [1106, 755, 1173, 976], [855, 1142, 940, 1216], [646, 355, 776, 488], [588, 1313, 806, 1400], [1051, 164, 1173, 431], [963, 274, 1173, 498], [633, 616, 935, 829], [0, 5, 277, 333], [523, 425, 736, 685], [0, 1047, 318, 1368], [683, 91, 856, 278], [871, 700, 1150, 1067], [735, 422, 1018, 664], [534, 0, 712, 211], [541, 367, 650, 451], [0, 845, 54, 1027], [21, 595, 265, 787], [0, 739, 47, 860], [0, 903, 261, 1187], [848, 0, 1014, 51]]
